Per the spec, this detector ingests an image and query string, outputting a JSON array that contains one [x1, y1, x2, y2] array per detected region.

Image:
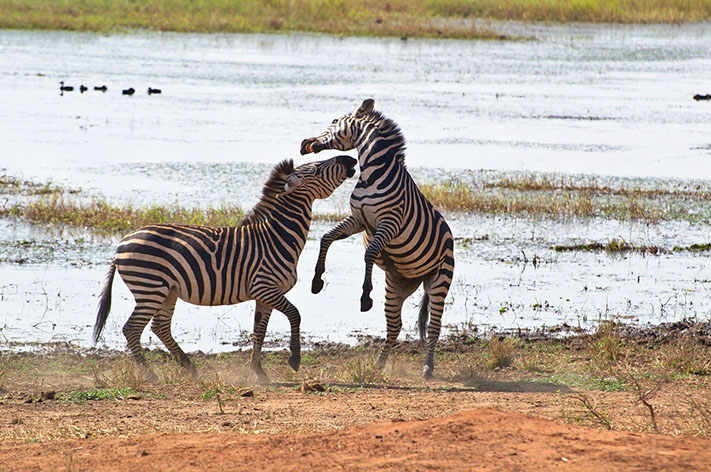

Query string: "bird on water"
[[59, 81, 74, 93], [122, 87, 135, 96], [147, 87, 162, 95]]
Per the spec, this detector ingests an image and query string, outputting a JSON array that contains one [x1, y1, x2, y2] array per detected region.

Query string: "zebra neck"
[[355, 122, 406, 186], [262, 194, 314, 246], [355, 121, 406, 171]]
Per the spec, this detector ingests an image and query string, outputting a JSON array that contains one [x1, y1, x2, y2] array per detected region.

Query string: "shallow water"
[[1, 25, 710, 352]]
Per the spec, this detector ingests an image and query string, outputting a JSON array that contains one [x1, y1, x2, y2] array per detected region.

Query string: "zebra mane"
[[361, 110, 407, 167], [237, 159, 294, 228]]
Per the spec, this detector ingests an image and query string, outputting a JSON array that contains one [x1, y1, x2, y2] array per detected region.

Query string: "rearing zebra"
[[93, 155, 357, 382], [300, 99, 455, 378]]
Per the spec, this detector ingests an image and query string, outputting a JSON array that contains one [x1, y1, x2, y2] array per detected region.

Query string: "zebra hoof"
[[422, 365, 434, 380], [184, 363, 198, 379], [311, 277, 324, 294], [360, 295, 373, 312], [288, 355, 300, 372], [255, 373, 271, 385]]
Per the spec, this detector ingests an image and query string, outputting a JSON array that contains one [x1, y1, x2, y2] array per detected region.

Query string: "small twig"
[[574, 393, 612, 430], [622, 364, 660, 433], [215, 393, 225, 415]]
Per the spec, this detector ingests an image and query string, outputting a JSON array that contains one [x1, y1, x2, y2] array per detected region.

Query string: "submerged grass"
[[2, 0, 710, 39], [553, 239, 667, 254]]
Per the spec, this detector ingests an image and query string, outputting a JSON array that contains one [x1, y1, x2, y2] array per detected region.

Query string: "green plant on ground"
[[486, 336, 515, 369], [58, 387, 138, 403], [344, 352, 388, 385]]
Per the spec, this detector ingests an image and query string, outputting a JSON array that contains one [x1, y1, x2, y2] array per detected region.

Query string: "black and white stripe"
[[301, 99, 455, 378], [93, 156, 356, 381]]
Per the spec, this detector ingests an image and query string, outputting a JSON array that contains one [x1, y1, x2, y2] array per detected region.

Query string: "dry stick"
[[574, 393, 612, 430], [622, 363, 662, 433]]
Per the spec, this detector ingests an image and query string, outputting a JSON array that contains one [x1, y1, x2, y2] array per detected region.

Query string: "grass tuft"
[[486, 336, 515, 369], [58, 387, 137, 403]]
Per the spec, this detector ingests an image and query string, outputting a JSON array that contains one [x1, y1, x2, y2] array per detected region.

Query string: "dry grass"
[[0, 0, 507, 39], [2, 329, 711, 438], [420, 174, 711, 222], [2, 194, 246, 233], [1, 0, 710, 40]]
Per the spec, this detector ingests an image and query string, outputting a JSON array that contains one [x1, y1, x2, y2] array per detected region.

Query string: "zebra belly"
[[361, 233, 441, 279], [115, 250, 253, 307]]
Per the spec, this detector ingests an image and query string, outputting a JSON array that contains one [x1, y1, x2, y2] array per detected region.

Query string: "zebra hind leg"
[[375, 271, 420, 369], [122, 306, 159, 380], [250, 302, 273, 384], [421, 266, 453, 379], [150, 291, 196, 377]]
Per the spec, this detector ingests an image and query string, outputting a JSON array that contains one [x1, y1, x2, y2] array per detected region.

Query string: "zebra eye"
[[331, 119, 338, 124]]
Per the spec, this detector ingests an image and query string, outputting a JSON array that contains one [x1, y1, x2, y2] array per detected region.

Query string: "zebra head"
[[281, 155, 357, 199], [300, 99, 376, 155]]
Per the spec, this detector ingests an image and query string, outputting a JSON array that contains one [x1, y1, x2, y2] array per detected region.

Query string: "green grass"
[[553, 238, 667, 254], [1, 0, 710, 40], [57, 387, 138, 403], [0, 0, 507, 39]]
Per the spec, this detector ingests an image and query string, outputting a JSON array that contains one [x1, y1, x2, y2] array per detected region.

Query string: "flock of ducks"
[[59, 81, 162, 96]]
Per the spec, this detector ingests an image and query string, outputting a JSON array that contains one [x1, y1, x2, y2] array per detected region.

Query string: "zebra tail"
[[93, 259, 116, 344], [418, 292, 430, 343]]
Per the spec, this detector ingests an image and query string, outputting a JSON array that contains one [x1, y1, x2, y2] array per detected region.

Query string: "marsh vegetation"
[[2, 0, 710, 39]]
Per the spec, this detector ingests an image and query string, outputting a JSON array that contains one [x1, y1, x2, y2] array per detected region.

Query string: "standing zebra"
[[300, 99, 455, 379], [93, 155, 357, 382]]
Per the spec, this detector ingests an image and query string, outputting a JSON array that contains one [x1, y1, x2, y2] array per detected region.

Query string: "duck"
[[122, 87, 135, 96], [59, 81, 74, 92], [147, 87, 162, 95], [79, 85, 88, 93], [94, 85, 107, 92], [693, 93, 711, 101]]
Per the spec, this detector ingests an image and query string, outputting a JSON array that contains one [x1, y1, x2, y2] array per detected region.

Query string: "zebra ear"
[[355, 98, 375, 117], [280, 175, 303, 196]]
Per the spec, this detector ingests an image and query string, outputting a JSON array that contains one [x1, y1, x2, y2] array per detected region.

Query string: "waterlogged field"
[[1, 25, 710, 356]]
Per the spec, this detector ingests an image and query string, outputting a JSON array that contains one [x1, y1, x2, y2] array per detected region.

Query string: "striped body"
[[116, 221, 301, 308], [94, 156, 357, 381], [301, 99, 455, 378]]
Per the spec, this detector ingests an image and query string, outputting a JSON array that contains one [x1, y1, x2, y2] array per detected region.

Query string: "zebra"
[[300, 99, 455, 379], [93, 155, 357, 382]]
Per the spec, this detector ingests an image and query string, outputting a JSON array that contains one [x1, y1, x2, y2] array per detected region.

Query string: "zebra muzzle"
[[300, 138, 325, 155]]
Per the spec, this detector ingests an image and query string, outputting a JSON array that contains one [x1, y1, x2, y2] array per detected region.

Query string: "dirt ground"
[[1, 339, 710, 471], [2, 393, 710, 471]]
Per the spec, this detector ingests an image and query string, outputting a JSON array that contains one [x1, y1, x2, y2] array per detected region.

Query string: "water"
[[1, 25, 710, 353]]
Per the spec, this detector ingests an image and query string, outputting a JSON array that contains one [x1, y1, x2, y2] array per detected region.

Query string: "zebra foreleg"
[[254, 288, 301, 372], [312, 215, 364, 294], [150, 292, 196, 377], [361, 218, 400, 312], [375, 271, 420, 369], [250, 303, 273, 384]]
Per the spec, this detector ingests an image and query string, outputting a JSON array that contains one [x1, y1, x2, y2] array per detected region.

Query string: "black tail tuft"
[[418, 293, 430, 342], [93, 260, 116, 344]]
